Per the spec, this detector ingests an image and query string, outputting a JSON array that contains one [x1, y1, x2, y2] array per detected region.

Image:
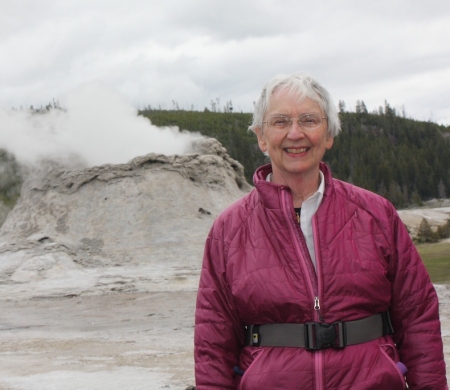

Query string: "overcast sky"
[[2, 0, 450, 125]]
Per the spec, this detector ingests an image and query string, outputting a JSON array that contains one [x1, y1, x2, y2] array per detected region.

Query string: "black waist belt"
[[244, 312, 393, 350]]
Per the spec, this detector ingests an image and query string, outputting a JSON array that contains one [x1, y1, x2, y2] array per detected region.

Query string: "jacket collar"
[[253, 162, 333, 210]]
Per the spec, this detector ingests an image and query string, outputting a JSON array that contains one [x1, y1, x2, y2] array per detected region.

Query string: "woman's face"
[[255, 89, 334, 183]]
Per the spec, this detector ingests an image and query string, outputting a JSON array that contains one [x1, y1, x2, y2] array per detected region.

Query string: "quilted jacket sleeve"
[[194, 221, 242, 389], [388, 207, 447, 389]]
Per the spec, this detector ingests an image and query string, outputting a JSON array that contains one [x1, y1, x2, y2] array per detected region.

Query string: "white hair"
[[249, 72, 341, 138]]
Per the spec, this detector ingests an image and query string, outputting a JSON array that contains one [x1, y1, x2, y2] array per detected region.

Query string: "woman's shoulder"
[[330, 178, 397, 219], [325, 179, 402, 247], [210, 189, 261, 237]]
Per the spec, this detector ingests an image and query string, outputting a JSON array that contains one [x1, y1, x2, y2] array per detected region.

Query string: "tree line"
[[140, 102, 450, 209], [1, 101, 449, 216]]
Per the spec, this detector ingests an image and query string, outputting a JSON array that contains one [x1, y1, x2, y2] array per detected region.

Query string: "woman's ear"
[[325, 134, 334, 150], [255, 127, 267, 153]]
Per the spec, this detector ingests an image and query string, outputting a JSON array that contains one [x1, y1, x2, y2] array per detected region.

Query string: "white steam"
[[0, 83, 203, 168]]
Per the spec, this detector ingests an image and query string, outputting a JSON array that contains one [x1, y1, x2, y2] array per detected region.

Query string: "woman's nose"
[[287, 120, 304, 139]]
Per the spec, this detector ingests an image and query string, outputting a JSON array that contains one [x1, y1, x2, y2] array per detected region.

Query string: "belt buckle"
[[305, 322, 346, 350]]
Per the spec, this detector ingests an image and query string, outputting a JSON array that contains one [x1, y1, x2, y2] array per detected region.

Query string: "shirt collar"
[[265, 171, 325, 196], [317, 170, 325, 196]]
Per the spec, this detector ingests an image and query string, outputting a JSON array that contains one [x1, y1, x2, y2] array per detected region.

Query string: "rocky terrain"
[[0, 138, 251, 389], [0, 139, 447, 389], [0, 138, 251, 300], [398, 202, 450, 239]]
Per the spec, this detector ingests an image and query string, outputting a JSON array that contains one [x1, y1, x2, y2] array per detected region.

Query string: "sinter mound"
[[0, 138, 251, 299]]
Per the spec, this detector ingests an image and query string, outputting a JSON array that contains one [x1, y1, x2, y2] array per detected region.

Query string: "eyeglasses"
[[263, 113, 327, 132]]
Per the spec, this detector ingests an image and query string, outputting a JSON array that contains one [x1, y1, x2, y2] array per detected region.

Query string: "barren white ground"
[[0, 206, 448, 390]]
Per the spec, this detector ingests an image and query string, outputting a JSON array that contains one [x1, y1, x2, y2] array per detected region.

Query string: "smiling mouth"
[[285, 147, 308, 154]]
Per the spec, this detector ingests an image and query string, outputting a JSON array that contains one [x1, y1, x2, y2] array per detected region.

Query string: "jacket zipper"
[[314, 296, 320, 311], [281, 190, 318, 301], [281, 189, 325, 390], [312, 217, 325, 390]]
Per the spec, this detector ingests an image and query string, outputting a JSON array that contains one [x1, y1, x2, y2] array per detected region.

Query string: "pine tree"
[[416, 218, 438, 243], [437, 220, 450, 239]]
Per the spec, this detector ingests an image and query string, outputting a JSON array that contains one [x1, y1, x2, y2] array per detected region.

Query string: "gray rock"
[[0, 138, 251, 299]]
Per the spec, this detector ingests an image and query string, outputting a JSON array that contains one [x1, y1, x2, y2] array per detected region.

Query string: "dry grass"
[[417, 242, 450, 284]]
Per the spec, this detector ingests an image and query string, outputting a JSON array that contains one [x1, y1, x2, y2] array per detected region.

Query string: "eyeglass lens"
[[266, 114, 323, 131]]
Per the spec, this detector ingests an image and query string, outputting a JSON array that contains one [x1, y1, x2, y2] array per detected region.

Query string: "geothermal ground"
[[0, 142, 448, 389], [0, 280, 448, 389], [0, 206, 448, 390], [0, 291, 197, 390]]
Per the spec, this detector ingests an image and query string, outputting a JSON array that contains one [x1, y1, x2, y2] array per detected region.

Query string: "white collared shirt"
[[267, 171, 325, 269]]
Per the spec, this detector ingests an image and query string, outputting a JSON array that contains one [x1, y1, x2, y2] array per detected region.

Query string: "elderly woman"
[[194, 73, 447, 389]]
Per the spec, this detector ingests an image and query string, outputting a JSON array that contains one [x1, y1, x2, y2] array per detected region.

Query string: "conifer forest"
[[1, 101, 450, 214], [141, 102, 450, 209]]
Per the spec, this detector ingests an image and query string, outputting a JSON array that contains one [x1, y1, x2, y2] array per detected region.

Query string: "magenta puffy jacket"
[[195, 163, 447, 389]]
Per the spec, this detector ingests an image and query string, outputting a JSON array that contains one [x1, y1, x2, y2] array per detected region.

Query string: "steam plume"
[[0, 83, 203, 168]]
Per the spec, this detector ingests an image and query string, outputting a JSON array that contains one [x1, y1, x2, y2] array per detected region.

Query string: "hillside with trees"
[[327, 101, 450, 208], [1, 101, 449, 225], [140, 101, 450, 208]]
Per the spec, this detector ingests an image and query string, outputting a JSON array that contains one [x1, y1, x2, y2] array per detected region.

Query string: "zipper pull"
[[314, 296, 320, 311], [314, 296, 325, 322]]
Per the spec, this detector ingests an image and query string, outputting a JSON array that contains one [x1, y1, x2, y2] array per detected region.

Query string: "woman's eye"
[[301, 114, 320, 126], [274, 118, 289, 126]]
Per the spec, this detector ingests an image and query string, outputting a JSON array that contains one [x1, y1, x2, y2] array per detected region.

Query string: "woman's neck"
[[271, 169, 321, 208]]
